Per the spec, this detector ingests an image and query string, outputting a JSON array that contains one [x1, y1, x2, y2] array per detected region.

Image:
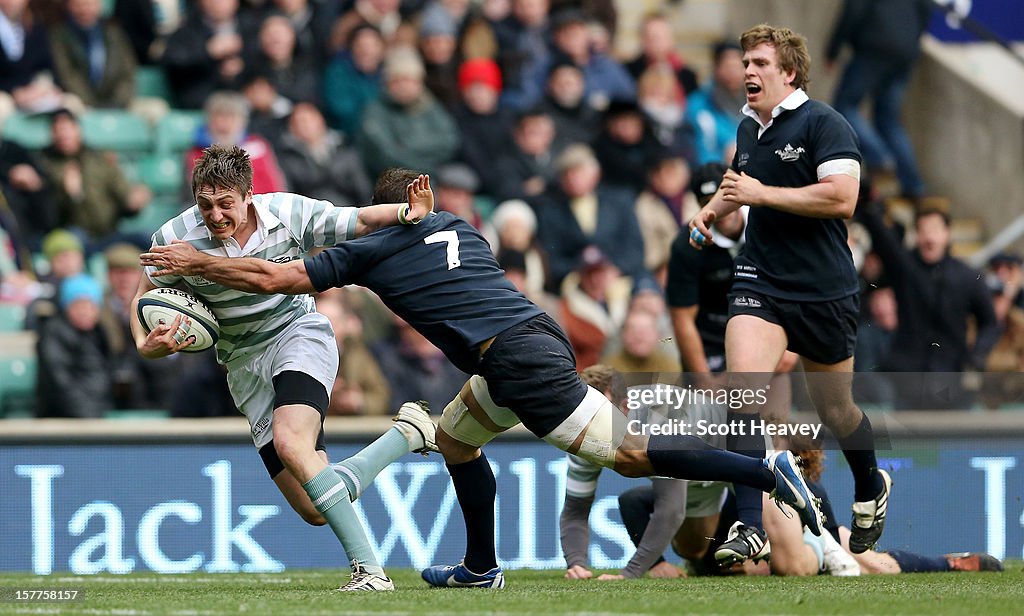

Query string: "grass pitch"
[[0, 567, 1020, 615]]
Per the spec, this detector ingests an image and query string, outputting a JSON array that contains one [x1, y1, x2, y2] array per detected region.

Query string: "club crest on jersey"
[[185, 275, 215, 287], [733, 296, 762, 308], [737, 152, 750, 168], [775, 144, 805, 162]]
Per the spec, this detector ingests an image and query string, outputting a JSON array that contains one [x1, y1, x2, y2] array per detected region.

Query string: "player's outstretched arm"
[[352, 174, 433, 236], [141, 241, 315, 295]]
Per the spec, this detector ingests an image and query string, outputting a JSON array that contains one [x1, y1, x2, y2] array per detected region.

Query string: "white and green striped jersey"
[[144, 192, 357, 364]]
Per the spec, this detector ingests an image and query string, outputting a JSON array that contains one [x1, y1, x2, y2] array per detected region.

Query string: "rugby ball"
[[137, 288, 219, 352]]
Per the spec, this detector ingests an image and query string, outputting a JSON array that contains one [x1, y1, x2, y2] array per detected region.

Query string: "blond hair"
[[740, 24, 811, 91]]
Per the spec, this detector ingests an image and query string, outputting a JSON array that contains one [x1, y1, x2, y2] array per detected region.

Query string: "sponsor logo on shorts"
[[733, 296, 762, 308], [774, 143, 806, 162], [252, 417, 271, 438], [268, 255, 294, 264]]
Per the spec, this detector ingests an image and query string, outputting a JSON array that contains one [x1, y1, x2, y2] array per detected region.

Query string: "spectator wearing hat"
[[559, 244, 632, 370], [491, 198, 549, 292], [685, 41, 746, 165], [356, 47, 460, 177], [540, 60, 600, 147], [36, 273, 113, 417], [532, 143, 646, 293], [41, 108, 151, 246], [24, 228, 86, 330], [592, 99, 662, 192], [988, 252, 1024, 311], [419, 6, 462, 109], [323, 24, 385, 136], [492, 108, 560, 202], [99, 243, 179, 410], [277, 102, 372, 205], [540, 7, 633, 112], [435, 162, 496, 243], [452, 57, 513, 194]]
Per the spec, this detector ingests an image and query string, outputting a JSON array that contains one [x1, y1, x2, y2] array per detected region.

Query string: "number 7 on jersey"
[[424, 230, 462, 270]]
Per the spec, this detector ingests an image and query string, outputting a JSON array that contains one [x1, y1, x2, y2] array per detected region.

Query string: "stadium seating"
[[135, 66, 173, 102], [0, 303, 26, 332], [118, 197, 183, 236], [1, 112, 52, 149], [137, 153, 185, 195], [0, 353, 37, 418], [80, 110, 152, 153], [155, 111, 204, 154]]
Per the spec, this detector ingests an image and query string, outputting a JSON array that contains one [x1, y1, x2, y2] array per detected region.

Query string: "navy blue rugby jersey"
[[305, 212, 544, 373], [732, 98, 861, 301]]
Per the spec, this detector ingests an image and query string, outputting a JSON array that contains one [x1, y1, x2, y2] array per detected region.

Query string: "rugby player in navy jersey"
[[143, 168, 825, 589], [687, 24, 890, 565]]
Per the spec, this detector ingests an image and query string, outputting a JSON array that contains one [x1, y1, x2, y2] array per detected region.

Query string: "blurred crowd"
[[0, 0, 1019, 419]]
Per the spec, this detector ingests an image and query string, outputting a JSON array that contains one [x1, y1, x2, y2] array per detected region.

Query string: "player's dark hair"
[[372, 168, 420, 204], [580, 364, 627, 410], [191, 144, 253, 199], [740, 24, 811, 91]]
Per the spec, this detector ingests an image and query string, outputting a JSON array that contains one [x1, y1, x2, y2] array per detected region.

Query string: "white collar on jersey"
[[204, 194, 276, 255], [741, 88, 809, 134]]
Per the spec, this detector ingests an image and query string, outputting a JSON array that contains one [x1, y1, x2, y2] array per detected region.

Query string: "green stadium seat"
[[155, 111, 204, 154], [105, 408, 170, 419], [118, 197, 184, 236], [1, 112, 52, 149], [81, 110, 152, 153], [0, 355, 37, 417], [0, 303, 26, 332], [138, 153, 184, 195], [135, 66, 172, 101]]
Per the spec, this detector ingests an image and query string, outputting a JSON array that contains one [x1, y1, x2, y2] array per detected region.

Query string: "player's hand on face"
[[564, 565, 593, 580], [406, 174, 433, 222], [721, 170, 763, 206], [140, 241, 202, 277], [139, 314, 194, 358], [596, 573, 625, 581], [687, 208, 717, 249]]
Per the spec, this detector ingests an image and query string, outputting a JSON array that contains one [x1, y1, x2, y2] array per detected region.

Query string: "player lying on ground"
[[133, 145, 439, 591], [747, 447, 1003, 577], [141, 168, 826, 590]]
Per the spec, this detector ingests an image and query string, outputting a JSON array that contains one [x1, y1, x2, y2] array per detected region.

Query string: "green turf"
[[0, 568, 1020, 615]]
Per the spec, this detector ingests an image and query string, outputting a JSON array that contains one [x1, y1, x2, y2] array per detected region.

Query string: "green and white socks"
[[302, 467, 384, 576]]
